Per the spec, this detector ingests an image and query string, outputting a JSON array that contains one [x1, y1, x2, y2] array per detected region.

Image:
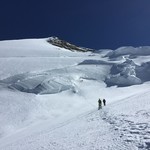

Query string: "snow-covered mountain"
[[0, 38, 150, 150]]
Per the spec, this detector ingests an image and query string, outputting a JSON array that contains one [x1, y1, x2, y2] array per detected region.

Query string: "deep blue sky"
[[0, 0, 150, 49]]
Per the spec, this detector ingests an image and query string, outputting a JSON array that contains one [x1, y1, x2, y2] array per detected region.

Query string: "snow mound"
[[106, 59, 142, 86], [136, 61, 150, 82], [0, 70, 77, 94], [106, 46, 150, 58], [0, 38, 88, 57]]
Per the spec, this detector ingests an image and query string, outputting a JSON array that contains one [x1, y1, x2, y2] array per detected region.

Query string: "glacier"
[[0, 38, 150, 150]]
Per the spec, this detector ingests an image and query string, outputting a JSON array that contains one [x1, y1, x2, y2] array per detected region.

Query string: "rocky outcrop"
[[47, 37, 93, 52]]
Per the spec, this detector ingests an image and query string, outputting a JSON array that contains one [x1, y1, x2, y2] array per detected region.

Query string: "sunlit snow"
[[0, 38, 150, 150]]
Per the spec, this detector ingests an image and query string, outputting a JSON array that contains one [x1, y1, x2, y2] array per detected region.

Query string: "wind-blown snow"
[[0, 38, 150, 150]]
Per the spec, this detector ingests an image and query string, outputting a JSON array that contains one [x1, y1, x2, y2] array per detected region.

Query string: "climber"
[[103, 99, 106, 106], [98, 99, 102, 110]]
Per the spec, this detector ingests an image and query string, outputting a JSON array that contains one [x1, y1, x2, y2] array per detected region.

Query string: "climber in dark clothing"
[[103, 99, 106, 106], [98, 99, 102, 110]]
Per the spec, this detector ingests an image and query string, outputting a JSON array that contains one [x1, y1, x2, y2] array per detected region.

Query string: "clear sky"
[[0, 0, 150, 49]]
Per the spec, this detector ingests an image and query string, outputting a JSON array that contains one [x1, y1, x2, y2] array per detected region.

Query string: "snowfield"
[[0, 38, 150, 150]]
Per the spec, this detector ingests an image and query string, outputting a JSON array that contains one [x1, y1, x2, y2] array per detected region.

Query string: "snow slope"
[[0, 38, 150, 150]]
